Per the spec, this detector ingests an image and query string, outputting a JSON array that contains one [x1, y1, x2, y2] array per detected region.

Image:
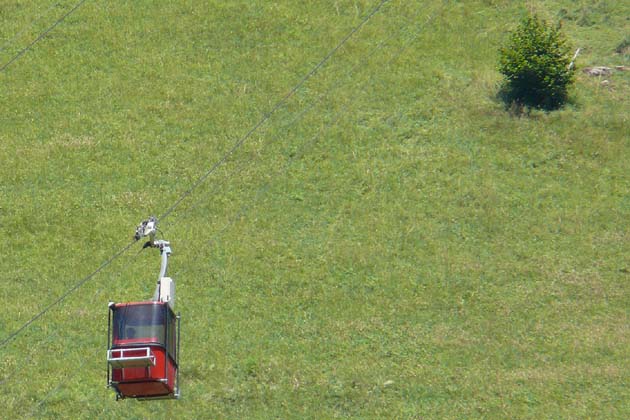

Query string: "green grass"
[[1, 0, 630, 418]]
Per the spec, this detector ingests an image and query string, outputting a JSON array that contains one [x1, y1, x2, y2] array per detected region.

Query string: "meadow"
[[1, 0, 629, 418]]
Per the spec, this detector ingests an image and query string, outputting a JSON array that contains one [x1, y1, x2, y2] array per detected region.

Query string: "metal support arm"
[[135, 217, 175, 309]]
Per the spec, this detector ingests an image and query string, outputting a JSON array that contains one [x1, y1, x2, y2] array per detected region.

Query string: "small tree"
[[499, 15, 575, 111]]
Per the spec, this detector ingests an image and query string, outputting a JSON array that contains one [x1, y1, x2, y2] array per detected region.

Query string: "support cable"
[[0, 0, 389, 350], [174, 1, 449, 278], [0, 240, 135, 349], [173, 0, 441, 224], [0, 2, 62, 54], [0, 0, 90, 72], [157, 0, 390, 222], [25, 346, 100, 419], [0, 244, 129, 388], [6, 1, 451, 412]]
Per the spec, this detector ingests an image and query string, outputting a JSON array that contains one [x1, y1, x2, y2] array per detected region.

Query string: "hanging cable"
[[173, 1, 450, 278], [0, 0, 390, 351], [0, 237, 133, 388], [4, 2, 452, 411], [0, 2, 62, 54], [173, 0, 443, 224], [157, 0, 390, 222], [0, 239, 135, 349], [25, 346, 100, 419], [0, 0, 90, 73]]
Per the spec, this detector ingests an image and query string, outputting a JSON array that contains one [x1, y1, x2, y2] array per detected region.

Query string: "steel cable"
[[0, 239, 136, 349], [0, 0, 91, 72], [156, 0, 390, 223], [0, 0, 390, 352], [0, 1, 62, 54], [10, 0, 450, 413], [170, 1, 429, 225], [172, 0, 450, 281]]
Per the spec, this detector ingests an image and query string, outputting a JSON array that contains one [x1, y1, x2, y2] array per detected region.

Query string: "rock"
[[583, 66, 613, 76]]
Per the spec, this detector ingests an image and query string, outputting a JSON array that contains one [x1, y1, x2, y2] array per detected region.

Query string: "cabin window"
[[112, 304, 166, 346]]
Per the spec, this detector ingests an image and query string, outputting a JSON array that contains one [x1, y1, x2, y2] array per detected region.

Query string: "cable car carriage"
[[107, 217, 181, 400]]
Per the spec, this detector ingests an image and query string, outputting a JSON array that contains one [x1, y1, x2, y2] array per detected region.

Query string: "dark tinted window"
[[113, 304, 166, 345]]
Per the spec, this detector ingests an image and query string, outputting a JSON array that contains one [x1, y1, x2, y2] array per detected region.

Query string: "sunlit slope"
[[1, 0, 629, 418]]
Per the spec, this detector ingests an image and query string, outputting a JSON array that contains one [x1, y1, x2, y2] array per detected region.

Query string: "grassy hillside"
[[1, 0, 629, 418]]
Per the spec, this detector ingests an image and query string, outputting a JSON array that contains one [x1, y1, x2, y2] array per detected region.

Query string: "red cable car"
[[107, 301, 180, 400], [107, 217, 181, 400]]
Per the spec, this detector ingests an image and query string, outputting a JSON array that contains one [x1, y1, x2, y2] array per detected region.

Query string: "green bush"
[[499, 15, 575, 111]]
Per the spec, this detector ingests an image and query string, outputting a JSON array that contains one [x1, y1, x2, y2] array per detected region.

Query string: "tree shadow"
[[496, 81, 569, 116]]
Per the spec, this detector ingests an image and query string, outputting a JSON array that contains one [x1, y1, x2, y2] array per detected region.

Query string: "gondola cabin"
[[107, 301, 180, 400]]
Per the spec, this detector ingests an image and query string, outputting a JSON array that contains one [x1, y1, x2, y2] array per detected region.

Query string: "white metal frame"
[[107, 347, 155, 369]]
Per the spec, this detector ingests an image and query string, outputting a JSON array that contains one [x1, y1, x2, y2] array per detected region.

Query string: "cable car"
[[107, 217, 181, 400]]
